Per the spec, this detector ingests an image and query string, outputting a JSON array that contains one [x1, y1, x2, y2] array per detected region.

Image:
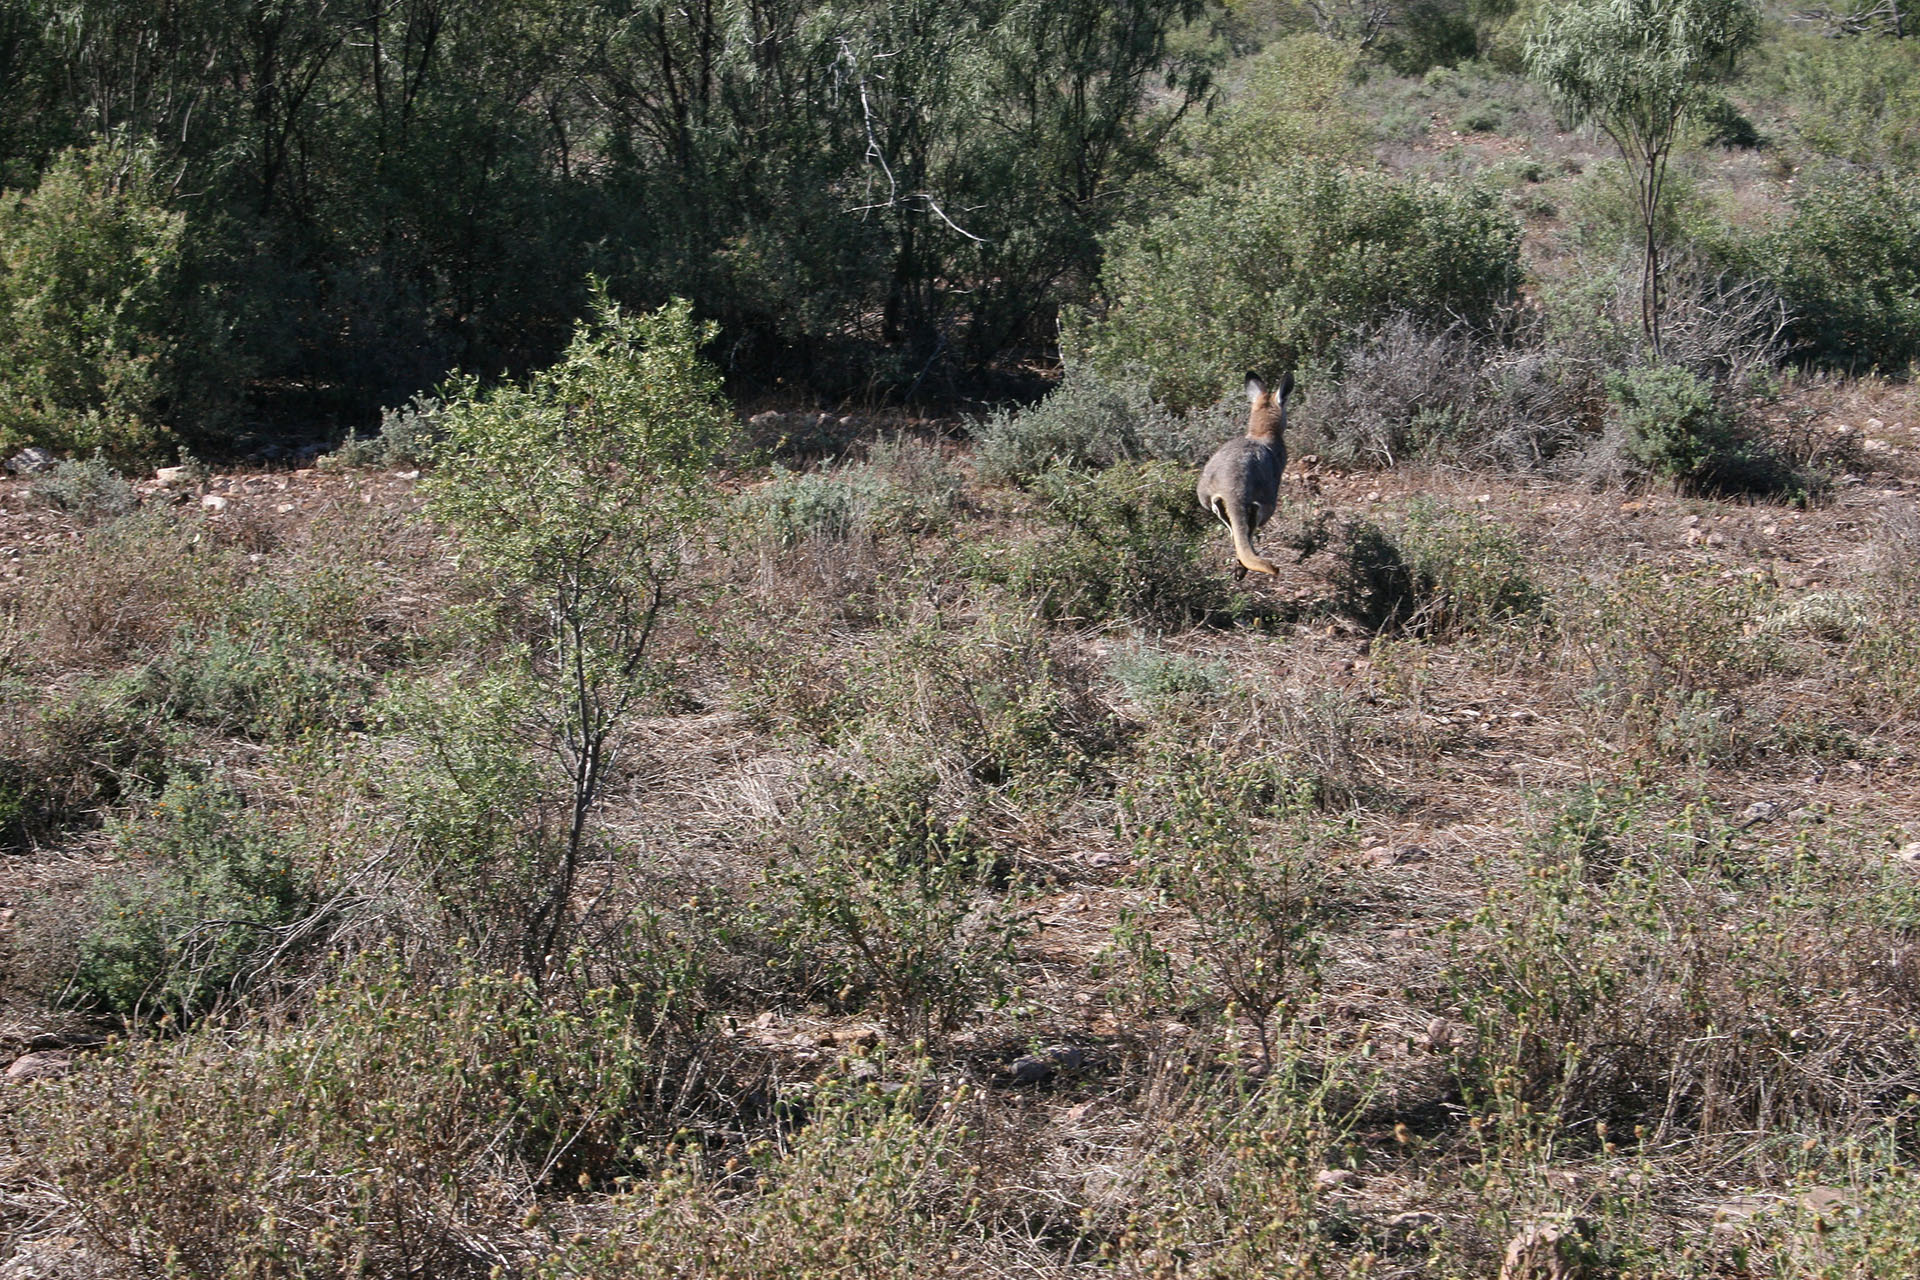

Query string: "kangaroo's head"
[[1245, 370, 1294, 443]]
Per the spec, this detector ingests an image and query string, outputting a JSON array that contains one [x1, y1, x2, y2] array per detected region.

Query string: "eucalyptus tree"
[[1526, 0, 1759, 356]]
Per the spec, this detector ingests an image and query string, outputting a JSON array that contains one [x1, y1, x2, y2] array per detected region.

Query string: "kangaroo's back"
[[1196, 372, 1292, 577]]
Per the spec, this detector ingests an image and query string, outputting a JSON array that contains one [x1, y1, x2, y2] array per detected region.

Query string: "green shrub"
[[970, 460, 1239, 628], [1110, 645, 1231, 705], [744, 440, 961, 549], [1115, 744, 1345, 1066], [766, 760, 1029, 1045], [70, 776, 307, 1019], [550, 1073, 989, 1278], [0, 138, 187, 460], [320, 392, 443, 470], [142, 629, 367, 741], [1756, 169, 1920, 374], [1443, 784, 1920, 1150], [1078, 163, 1522, 411], [975, 363, 1157, 485], [1755, 31, 1920, 169], [1325, 502, 1541, 638], [0, 675, 175, 850]]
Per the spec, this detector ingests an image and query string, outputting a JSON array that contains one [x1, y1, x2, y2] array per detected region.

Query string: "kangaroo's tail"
[[1212, 496, 1277, 575]]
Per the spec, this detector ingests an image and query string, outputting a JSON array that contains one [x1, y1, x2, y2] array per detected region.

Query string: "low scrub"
[[970, 460, 1242, 629]]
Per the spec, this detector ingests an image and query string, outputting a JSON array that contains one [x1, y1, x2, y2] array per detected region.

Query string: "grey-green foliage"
[[322, 394, 444, 471], [72, 776, 307, 1019], [1327, 500, 1542, 636], [745, 435, 964, 548], [1751, 169, 1920, 374], [972, 461, 1238, 629], [1110, 645, 1231, 705], [1605, 362, 1734, 483], [975, 364, 1252, 488], [1078, 162, 1523, 412], [1525, 0, 1760, 355], [31, 455, 136, 524]]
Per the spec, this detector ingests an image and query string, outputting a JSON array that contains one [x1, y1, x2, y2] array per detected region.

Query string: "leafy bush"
[[29, 455, 136, 523], [142, 628, 366, 740], [1443, 785, 1920, 1148], [1324, 502, 1542, 638], [1110, 644, 1230, 705], [422, 287, 732, 980], [1605, 362, 1737, 483], [0, 138, 187, 460], [1755, 169, 1920, 374], [1755, 31, 1920, 169], [552, 1073, 989, 1278], [0, 675, 174, 850], [1116, 744, 1345, 1066], [70, 776, 307, 1019], [1079, 163, 1522, 411], [970, 461, 1240, 628], [321, 392, 444, 470], [766, 760, 1029, 1045]]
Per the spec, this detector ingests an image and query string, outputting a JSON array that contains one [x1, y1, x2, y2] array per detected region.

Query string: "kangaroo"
[[1197, 371, 1292, 578]]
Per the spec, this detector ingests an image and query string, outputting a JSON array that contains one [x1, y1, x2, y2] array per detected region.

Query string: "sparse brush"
[[31, 454, 136, 524], [763, 758, 1030, 1045]]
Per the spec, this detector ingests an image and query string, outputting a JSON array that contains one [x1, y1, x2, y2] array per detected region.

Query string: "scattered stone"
[[1867, 417, 1885, 432], [153, 465, 194, 487], [4, 1051, 71, 1082], [5, 447, 55, 475], [394, 469, 421, 481]]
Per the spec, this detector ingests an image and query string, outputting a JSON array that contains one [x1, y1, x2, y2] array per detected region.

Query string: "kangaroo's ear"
[[1245, 373, 1267, 404], [1279, 370, 1295, 402]]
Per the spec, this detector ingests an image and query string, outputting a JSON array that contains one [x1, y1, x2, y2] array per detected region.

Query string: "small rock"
[[1867, 418, 1885, 432], [200, 493, 229, 511], [1315, 1168, 1359, 1189], [1742, 801, 1781, 825], [1685, 527, 1706, 546], [153, 465, 193, 487], [1388, 1211, 1438, 1231], [394, 469, 421, 481], [4, 1051, 71, 1082], [1864, 438, 1892, 453], [1705, 531, 1726, 546], [1685, 514, 1701, 527], [1893, 842, 1920, 864], [5, 447, 56, 475]]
